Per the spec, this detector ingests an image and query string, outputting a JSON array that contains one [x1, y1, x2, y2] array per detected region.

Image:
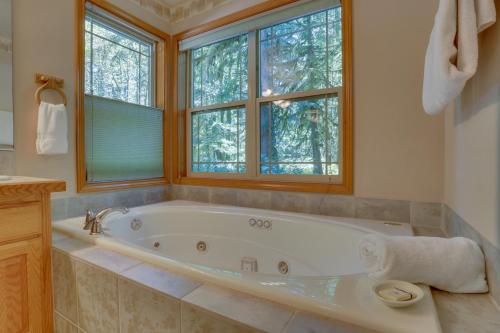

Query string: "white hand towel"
[[422, 0, 496, 115], [0, 111, 13, 146], [359, 234, 488, 293], [36, 102, 68, 155]]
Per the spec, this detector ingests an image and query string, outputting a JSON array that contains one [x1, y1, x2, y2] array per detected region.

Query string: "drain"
[[153, 241, 160, 249], [278, 261, 289, 275], [196, 241, 208, 253]]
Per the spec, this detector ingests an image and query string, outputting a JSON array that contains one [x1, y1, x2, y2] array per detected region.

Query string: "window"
[[77, 1, 168, 192], [259, 8, 342, 177], [190, 35, 248, 173], [175, 0, 351, 192]]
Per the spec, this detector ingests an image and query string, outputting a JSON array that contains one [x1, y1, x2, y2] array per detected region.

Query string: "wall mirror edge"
[[0, 0, 14, 151]]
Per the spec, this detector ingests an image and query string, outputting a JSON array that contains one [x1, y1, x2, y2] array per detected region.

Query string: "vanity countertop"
[[0, 176, 66, 194]]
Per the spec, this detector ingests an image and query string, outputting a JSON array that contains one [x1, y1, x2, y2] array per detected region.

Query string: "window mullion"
[[246, 31, 258, 179], [188, 100, 246, 113]]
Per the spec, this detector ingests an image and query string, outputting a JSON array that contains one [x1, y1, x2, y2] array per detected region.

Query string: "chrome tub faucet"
[[84, 207, 129, 235]]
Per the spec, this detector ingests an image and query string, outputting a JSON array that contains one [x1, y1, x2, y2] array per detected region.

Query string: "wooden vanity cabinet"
[[0, 178, 65, 333]]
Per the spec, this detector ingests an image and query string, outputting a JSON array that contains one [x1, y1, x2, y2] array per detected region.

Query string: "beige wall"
[[352, 0, 443, 201], [11, 0, 166, 198], [13, 0, 76, 198], [444, 0, 500, 247], [11, 0, 445, 203]]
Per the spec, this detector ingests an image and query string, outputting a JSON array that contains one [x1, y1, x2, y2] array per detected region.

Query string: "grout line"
[[116, 273, 190, 303], [489, 294, 500, 313], [54, 310, 79, 331], [179, 300, 184, 332], [117, 273, 122, 333], [117, 261, 143, 274], [72, 258, 82, 331], [280, 310, 298, 333], [180, 281, 205, 301], [183, 301, 264, 332]]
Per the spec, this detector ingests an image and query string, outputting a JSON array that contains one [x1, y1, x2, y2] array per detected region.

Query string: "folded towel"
[[0, 110, 13, 146], [359, 234, 488, 293], [422, 0, 496, 115], [36, 102, 68, 155]]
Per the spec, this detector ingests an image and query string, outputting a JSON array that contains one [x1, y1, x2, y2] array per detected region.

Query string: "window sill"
[[77, 177, 169, 193], [173, 176, 352, 194]]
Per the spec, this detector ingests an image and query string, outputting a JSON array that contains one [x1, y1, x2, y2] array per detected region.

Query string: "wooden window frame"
[[76, 0, 170, 193], [172, 0, 353, 194]]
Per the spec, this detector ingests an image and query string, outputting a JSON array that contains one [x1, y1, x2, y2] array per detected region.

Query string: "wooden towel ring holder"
[[34, 73, 67, 106]]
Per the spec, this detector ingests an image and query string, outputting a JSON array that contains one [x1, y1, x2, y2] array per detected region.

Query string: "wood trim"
[[171, 0, 354, 194], [77, 178, 168, 193], [40, 193, 53, 332], [171, 35, 181, 182], [341, 0, 353, 194], [175, 177, 352, 194], [76, 0, 86, 193], [76, 0, 170, 193], [0, 179, 66, 196], [164, 33, 172, 183]]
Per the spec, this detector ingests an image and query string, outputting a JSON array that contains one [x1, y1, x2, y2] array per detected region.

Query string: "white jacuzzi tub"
[[53, 200, 442, 333]]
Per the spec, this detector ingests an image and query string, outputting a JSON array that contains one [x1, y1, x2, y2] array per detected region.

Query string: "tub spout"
[[86, 207, 129, 235]]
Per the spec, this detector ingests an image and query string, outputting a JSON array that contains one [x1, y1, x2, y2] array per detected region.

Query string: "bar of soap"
[[378, 287, 413, 301]]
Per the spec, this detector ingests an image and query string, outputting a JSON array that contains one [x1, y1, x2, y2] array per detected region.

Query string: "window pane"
[[191, 35, 248, 108], [260, 94, 339, 175], [85, 95, 164, 182], [85, 15, 153, 106], [191, 107, 246, 173], [260, 7, 342, 97]]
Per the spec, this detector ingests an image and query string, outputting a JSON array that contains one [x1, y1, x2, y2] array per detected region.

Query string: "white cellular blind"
[[85, 95, 164, 182], [179, 0, 339, 51]]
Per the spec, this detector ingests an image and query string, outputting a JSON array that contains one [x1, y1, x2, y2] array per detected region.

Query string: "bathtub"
[[53, 200, 442, 333]]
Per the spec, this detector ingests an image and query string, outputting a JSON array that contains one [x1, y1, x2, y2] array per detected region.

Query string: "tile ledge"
[[119, 262, 202, 300], [182, 284, 295, 333], [432, 289, 500, 333]]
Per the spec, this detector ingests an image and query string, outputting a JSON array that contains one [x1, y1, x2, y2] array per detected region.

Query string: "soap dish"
[[372, 280, 424, 308]]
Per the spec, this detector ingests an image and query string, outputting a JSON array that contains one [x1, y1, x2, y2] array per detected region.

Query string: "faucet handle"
[[83, 209, 95, 230], [89, 218, 103, 235]]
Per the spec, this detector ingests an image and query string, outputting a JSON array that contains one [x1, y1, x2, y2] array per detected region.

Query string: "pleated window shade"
[[84, 95, 164, 182]]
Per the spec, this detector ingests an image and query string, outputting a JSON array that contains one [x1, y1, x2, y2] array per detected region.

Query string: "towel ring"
[[34, 73, 67, 106]]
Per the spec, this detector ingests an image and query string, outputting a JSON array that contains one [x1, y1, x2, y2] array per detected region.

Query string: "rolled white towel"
[[359, 234, 488, 293]]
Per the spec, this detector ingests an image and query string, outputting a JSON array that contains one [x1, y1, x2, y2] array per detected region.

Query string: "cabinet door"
[[0, 239, 43, 333]]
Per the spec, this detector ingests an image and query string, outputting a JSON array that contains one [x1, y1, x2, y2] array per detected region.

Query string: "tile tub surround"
[[51, 185, 171, 221], [51, 233, 383, 333], [52, 184, 443, 230], [443, 205, 500, 308], [170, 184, 443, 227], [0, 151, 14, 174]]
